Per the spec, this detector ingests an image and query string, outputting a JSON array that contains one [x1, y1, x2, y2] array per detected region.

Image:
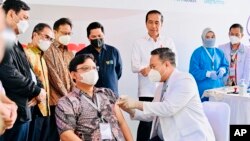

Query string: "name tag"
[[100, 123, 113, 140], [229, 67, 236, 76]]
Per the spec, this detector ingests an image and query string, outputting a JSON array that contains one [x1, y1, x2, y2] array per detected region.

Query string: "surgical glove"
[[206, 71, 218, 80], [117, 95, 139, 109], [217, 68, 226, 78]]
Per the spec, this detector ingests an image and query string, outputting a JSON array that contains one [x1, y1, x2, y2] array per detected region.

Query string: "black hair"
[[146, 10, 163, 23], [2, 0, 30, 14], [229, 23, 243, 34], [151, 48, 176, 66], [87, 22, 104, 37], [69, 54, 95, 72], [53, 18, 72, 31], [32, 23, 51, 39]]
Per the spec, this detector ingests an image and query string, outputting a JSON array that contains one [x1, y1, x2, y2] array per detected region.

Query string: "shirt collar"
[[145, 34, 162, 42], [73, 86, 99, 98], [53, 40, 68, 50], [27, 43, 42, 54], [90, 44, 107, 51]]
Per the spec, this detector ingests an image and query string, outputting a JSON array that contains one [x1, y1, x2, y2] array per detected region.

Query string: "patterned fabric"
[[24, 43, 50, 116], [228, 50, 238, 86], [55, 87, 125, 141], [44, 41, 74, 105]]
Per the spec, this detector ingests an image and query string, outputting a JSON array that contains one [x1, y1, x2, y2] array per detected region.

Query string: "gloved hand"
[[117, 95, 140, 109], [206, 71, 218, 80], [217, 68, 226, 78]]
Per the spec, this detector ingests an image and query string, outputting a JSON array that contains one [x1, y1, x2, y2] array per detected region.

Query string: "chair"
[[202, 101, 230, 141]]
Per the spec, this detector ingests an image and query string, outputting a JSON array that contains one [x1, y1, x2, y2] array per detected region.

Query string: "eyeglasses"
[[38, 33, 54, 42], [59, 31, 72, 36], [76, 66, 99, 72]]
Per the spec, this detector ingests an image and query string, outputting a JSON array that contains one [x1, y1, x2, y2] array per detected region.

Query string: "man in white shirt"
[[131, 9, 177, 141], [120, 48, 215, 141], [219, 23, 250, 87]]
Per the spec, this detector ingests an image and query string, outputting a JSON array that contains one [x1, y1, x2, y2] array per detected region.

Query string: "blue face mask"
[[203, 38, 216, 47]]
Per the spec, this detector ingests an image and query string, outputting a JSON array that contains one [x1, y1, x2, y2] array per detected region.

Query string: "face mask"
[[38, 40, 51, 51], [90, 38, 104, 48], [79, 69, 99, 85], [59, 35, 71, 45], [148, 69, 161, 82], [2, 28, 16, 48], [229, 36, 241, 45], [17, 20, 29, 34], [203, 38, 215, 47]]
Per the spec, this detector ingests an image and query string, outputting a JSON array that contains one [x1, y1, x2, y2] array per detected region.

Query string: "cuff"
[[33, 86, 41, 97], [219, 67, 226, 74], [206, 71, 211, 77]]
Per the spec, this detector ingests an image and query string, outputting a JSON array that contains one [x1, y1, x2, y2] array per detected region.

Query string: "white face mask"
[[148, 69, 161, 82], [38, 40, 51, 51], [229, 36, 241, 45], [79, 69, 99, 85], [17, 20, 29, 34], [58, 35, 71, 45]]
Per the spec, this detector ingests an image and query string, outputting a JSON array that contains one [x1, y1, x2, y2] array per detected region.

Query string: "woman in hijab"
[[189, 27, 229, 101]]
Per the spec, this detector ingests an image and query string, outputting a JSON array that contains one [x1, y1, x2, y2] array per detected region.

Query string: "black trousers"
[[136, 97, 154, 141], [48, 106, 60, 141], [28, 106, 50, 141]]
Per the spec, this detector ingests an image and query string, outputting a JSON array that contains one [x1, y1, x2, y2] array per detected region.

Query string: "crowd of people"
[[0, 0, 249, 141]]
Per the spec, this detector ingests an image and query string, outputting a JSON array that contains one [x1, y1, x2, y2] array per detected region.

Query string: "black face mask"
[[90, 38, 104, 48]]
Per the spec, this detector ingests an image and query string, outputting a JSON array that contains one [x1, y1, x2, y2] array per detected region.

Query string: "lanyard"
[[230, 49, 239, 63], [81, 93, 106, 122], [203, 47, 216, 70]]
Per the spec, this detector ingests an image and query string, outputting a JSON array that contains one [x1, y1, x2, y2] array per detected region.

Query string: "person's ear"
[[70, 72, 76, 80]]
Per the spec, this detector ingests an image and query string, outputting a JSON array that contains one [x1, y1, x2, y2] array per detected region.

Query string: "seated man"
[[55, 54, 133, 141]]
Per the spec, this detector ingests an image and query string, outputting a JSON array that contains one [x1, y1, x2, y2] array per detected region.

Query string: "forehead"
[[89, 28, 103, 35], [150, 55, 160, 64], [206, 31, 215, 36], [58, 24, 71, 31], [41, 27, 53, 37], [230, 27, 241, 33], [17, 9, 30, 18], [77, 58, 96, 67], [147, 13, 161, 22]]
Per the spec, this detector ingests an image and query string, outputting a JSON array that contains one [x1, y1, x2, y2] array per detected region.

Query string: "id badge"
[[229, 67, 236, 76], [99, 123, 113, 140]]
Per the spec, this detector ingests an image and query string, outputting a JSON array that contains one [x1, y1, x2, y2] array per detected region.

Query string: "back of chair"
[[202, 101, 230, 141]]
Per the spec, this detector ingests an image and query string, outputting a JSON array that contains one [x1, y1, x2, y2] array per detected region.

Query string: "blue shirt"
[[76, 44, 122, 95]]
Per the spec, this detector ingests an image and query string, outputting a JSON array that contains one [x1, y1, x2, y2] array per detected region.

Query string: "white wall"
[[18, 0, 250, 139]]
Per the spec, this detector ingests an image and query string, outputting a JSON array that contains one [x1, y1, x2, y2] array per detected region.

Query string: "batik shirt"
[[55, 87, 125, 141]]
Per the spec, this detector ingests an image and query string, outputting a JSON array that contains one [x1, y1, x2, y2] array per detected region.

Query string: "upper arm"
[[131, 42, 142, 73], [55, 98, 77, 136], [114, 104, 133, 141]]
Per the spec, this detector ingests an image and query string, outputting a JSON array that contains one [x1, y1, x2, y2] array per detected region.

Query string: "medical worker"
[[189, 27, 229, 101]]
